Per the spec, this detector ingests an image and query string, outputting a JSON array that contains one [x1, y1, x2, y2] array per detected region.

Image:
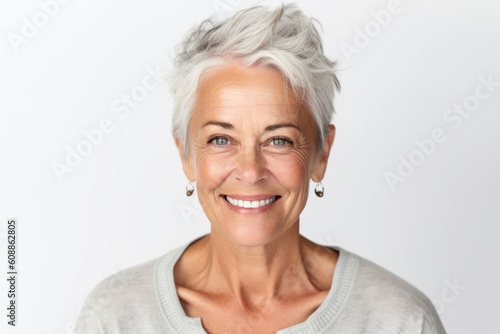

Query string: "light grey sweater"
[[75, 241, 446, 333]]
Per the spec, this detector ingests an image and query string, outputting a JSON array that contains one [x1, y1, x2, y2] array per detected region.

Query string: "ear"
[[175, 136, 196, 181], [311, 124, 335, 182]]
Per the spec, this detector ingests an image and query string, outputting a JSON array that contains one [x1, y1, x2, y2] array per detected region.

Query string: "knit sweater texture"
[[75, 241, 446, 333]]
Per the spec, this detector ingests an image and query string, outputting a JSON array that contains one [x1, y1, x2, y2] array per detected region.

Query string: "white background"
[[1, 0, 499, 333]]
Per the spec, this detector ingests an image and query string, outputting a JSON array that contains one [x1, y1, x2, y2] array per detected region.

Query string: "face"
[[177, 63, 335, 247]]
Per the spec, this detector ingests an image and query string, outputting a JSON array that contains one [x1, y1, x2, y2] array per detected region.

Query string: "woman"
[[75, 4, 446, 333]]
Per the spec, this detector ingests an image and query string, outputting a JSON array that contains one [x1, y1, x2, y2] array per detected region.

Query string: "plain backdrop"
[[1, 0, 499, 333]]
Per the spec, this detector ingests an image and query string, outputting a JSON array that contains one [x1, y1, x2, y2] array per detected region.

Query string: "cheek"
[[268, 151, 311, 189], [195, 150, 233, 191]]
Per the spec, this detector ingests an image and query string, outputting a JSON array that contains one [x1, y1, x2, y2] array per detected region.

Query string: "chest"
[[180, 294, 326, 334]]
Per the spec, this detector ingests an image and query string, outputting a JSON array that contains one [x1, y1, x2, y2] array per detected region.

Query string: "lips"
[[223, 195, 279, 208]]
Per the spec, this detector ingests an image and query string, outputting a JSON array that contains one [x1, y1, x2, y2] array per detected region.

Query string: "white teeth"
[[225, 196, 277, 208]]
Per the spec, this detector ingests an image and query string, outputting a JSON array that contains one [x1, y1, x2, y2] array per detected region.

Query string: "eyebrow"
[[264, 123, 301, 132], [202, 121, 301, 132], [202, 121, 233, 129]]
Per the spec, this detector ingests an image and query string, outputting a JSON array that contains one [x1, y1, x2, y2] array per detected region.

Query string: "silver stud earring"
[[314, 182, 324, 197], [186, 182, 195, 197]]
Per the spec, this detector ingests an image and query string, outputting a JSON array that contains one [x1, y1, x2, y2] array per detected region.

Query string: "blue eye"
[[210, 136, 229, 145], [271, 137, 292, 146]]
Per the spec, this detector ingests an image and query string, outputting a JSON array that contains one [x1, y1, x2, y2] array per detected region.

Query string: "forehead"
[[192, 64, 308, 124]]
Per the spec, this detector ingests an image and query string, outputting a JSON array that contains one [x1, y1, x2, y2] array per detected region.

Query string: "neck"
[[191, 223, 327, 309]]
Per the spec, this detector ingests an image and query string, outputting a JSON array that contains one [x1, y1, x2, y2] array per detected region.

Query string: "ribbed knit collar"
[[154, 239, 359, 333]]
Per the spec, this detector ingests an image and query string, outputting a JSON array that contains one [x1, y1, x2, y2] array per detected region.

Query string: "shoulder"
[[74, 247, 182, 333], [82, 256, 158, 311], [335, 249, 446, 333]]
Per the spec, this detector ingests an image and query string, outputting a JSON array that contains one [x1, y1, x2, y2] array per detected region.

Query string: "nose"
[[234, 146, 268, 184]]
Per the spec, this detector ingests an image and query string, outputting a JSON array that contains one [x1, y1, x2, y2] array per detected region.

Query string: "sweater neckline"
[[154, 238, 359, 333]]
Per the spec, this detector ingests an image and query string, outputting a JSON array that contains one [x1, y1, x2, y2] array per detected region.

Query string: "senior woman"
[[75, 4, 445, 334]]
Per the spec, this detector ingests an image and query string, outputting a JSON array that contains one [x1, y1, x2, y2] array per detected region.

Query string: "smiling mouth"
[[223, 195, 280, 209]]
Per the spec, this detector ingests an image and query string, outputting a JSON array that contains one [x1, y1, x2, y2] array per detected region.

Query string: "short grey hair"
[[170, 4, 340, 154]]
